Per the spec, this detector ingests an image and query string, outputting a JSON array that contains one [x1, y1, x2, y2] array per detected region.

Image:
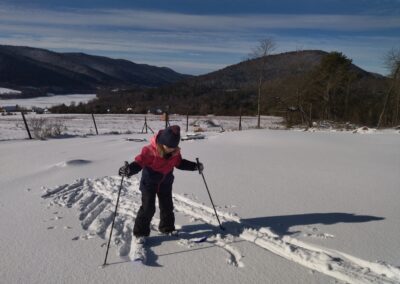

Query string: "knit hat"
[[157, 125, 181, 148]]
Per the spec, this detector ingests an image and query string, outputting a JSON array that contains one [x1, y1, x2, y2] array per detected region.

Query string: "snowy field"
[[0, 87, 22, 96], [0, 123, 399, 283], [0, 113, 284, 140], [0, 93, 96, 108]]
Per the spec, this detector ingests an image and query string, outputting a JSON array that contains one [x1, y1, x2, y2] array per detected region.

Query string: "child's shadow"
[[242, 212, 385, 236], [119, 212, 384, 267]]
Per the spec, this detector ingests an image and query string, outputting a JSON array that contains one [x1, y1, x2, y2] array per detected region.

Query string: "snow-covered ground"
[[0, 87, 21, 96], [1, 126, 399, 283], [0, 93, 96, 108]]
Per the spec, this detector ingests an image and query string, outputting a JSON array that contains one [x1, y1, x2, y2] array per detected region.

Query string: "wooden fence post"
[[165, 112, 169, 129], [186, 113, 189, 132], [145, 116, 148, 133], [141, 116, 154, 134], [21, 111, 32, 139], [91, 114, 99, 135], [239, 109, 242, 131]]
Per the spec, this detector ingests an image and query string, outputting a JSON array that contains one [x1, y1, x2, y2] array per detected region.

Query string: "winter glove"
[[118, 161, 132, 177], [196, 162, 204, 174], [118, 161, 143, 177], [176, 159, 197, 171]]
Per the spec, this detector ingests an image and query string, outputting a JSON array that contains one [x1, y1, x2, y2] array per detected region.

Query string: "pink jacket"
[[135, 132, 182, 175]]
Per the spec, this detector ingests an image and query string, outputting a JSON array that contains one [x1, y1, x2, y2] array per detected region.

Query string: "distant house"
[[2, 106, 18, 112], [147, 108, 163, 115], [32, 107, 49, 114]]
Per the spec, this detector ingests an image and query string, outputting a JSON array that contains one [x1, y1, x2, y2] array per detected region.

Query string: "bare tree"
[[385, 47, 400, 77], [249, 38, 277, 128], [387, 48, 400, 126], [378, 48, 400, 128]]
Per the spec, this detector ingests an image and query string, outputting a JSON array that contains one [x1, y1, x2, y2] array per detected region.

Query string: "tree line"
[[50, 46, 400, 128]]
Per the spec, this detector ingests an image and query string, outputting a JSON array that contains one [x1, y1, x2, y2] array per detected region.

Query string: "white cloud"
[[0, 5, 399, 31], [0, 22, 258, 60]]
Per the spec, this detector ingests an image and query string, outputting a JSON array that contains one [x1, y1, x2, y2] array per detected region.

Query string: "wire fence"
[[0, 113, 284, 141]]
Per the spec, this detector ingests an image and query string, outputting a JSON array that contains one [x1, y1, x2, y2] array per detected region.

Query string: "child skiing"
[[118, 125, 203, 241]]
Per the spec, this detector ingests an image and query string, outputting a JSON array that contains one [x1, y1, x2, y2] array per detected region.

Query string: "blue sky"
[[0, 0, 399, 75]]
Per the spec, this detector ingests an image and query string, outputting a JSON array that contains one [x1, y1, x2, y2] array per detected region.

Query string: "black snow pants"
[[133, 172, 175, 237]]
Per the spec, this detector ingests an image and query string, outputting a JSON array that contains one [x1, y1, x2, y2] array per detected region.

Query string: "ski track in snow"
[[41, 176, 400, 283]]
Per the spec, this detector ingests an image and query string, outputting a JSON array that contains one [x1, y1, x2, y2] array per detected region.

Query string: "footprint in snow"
[[303, 226, 334, 239], [56, 159, 92, 168], [47, 226, 55, 230], [303, 232, 335, 239], [72, 233, 96, 241], [81, 233, 96, 240], [50, 216, 63, 221]]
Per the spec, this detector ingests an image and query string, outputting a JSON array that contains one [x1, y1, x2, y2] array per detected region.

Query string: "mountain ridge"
[[0, 45, 190, 94]]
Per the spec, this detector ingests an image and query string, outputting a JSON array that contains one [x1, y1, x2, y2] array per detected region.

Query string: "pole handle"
[[195, 157, 201, 174]]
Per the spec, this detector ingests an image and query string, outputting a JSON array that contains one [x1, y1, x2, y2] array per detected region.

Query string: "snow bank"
[[352, 126, 376, 134], [0, 87, 21, 95], [0, 93, 96, 108]]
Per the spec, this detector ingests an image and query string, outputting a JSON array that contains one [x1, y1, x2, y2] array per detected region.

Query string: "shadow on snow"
[[106, 212, 383, 267], [242, 212, 384, 236]]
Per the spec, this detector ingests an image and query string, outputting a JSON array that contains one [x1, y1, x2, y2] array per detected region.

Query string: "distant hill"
[[181, 50, 381, 90], [63, 50, 390, 127], [0, 45, 190, 95]]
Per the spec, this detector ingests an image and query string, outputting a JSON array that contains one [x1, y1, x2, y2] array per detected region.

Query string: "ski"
[[162, 230, 208, 243], [191, 236, 208, 243], [162, 230, 180, 237]]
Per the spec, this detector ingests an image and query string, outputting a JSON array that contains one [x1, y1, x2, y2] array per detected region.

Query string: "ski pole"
[[102, 162, 127, 267], [196, 158, 225, 231]]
